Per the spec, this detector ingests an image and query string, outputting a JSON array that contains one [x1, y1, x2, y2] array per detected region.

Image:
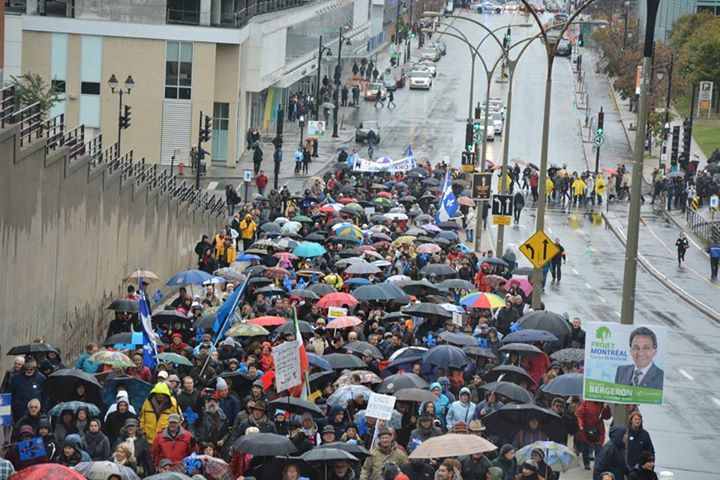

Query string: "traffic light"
[[596, 108, 604, 136], [200, 115, 212, 143], [680, 117, 692, 166], [578, 33, 584, 47], [671, 125, 680, 165], [465, 122, 474, 152], [119, 105, 131, 129]]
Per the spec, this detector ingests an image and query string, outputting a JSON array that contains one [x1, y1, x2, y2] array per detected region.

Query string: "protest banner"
[[273, 339, 302, 392], [583, 322, 667, 404], [366, 392, 397, 420], [328, 306, 348, 318]]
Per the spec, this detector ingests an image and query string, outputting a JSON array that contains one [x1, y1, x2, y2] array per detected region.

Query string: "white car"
[[488, 112, 504, 135], [409, 70, 432, 90], [421, 46, 441, 62], [414, 61, 437, 77], [485, 125, 495, 141]]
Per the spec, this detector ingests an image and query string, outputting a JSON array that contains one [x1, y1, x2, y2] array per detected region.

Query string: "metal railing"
[[0, 85, 17, 128], [16, 103, 44, 147], [45, 114, 66, 154], [686, 208, 720, 245], [65, 125, 87, 161]]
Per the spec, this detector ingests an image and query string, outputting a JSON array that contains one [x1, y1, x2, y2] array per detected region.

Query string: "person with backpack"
[[708, 241, 720, 279]]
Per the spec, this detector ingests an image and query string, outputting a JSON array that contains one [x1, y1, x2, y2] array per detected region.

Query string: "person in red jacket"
[[522, 347, 551, 390], [575, 400, 612, 470], [255, 170, 269, 196], [151, 413, 196, 470]]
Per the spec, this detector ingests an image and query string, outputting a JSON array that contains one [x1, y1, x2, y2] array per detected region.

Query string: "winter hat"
[[500, 444, 514, 456], [451, 421, 468, 434], [216, 377, 228, 391], [123, 418, 139, 428], [168, 413, 182, 423], [252, 380, 264, 389], [638, 451, 655, 465], [39, 359, 53, 370], [18, 425, 35, 437], [437, 377, 450, 387], [322, 425, 336, 434], [221, 337, 235, 347], [157, 370, 169, 380], [37, 416, 51, 430], [522, 460, 538, 472]]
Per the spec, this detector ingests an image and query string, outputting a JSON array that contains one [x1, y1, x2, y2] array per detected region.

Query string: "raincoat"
[[420, 382, 450, 424], [139, 383, 182, 445], [446, 387, 476, 429]]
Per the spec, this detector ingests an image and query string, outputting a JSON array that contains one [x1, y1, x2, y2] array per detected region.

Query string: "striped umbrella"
[[326, 316, 363, 329], [459, 292, 506, 309]]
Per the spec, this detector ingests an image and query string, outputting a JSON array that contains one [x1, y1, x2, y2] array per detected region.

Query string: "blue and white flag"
[[212, 276, 249, 342], [138, 275, 158, 369], [435, 171, 458, 224], [406, 145, 414, 158], [0, 393, 11, 427]]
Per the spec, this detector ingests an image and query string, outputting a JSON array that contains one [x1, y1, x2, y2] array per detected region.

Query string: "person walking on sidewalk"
[[302, 147, 311, 175], [550, 238, 565, 284], [675, 232, 689, 268], [255, 170, 268, 196], [708, 241, 720, 279], [374, 90, 384, 108], [252, 145, 263, 175], [387, 90, 396, 109]]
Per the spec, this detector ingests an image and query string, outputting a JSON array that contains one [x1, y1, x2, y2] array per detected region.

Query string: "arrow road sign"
[[472, 173, 492, 200], [593, 134, 605, 147], [519, 230, 559, 269], [492, 194, 513, 216]]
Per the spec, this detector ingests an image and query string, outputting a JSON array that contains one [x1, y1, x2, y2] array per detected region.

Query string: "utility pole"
[[619, 0, 660, 427], [315, 35, 324, 121], [395, 0, 402, 45], [594, 107, 604, 174], [196, 111, 212, 189]]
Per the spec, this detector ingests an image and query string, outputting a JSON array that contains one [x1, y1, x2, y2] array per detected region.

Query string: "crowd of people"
[[0, 162, 661, 480]]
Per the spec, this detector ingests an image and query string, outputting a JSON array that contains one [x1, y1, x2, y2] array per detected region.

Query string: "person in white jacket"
[[446, 387, 476, 430]]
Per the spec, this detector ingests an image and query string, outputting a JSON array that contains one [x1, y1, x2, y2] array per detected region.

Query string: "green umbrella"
[[372, 197, 395, 208], [88, 350, 134, 368], [293, 215, 313, 223], [156, 352, 193, 367], [225, 323, 271, 337]]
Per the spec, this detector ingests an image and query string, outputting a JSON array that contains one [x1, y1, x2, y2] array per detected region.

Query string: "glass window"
[[165, 41, 193, 99], [212, 102, 229, 161], [81, 82, 100, 94]]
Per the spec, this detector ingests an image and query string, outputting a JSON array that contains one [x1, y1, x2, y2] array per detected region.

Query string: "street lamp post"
[[622, 0, 630, 50], [314, 35, 332, 122], [656, 53, 674, 170], [107, 74, 135, 154], [332, 28, 352, 138]]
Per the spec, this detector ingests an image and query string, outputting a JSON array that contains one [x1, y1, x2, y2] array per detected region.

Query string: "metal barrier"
[[686, 208, 720, 244], [16, 102, 44, 147], [45, 114, 66, 153], [66, 125, 87, 161], [0, 85, 17, 128]]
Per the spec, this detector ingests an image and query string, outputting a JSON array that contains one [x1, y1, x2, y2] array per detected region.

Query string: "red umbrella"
[[376, 191, 393, 198], [250, 316, 288, 327], [326, 316, 363, 329], [457, 196, 475, 207], [339, 198, 358, 204], [317, 292, 359, 308], [12, 464, 86, 480], [602, 167, 617, 175], [356, 245, 377, 252], [265, 267, 291, 280], [503, 277, 533, 296], [318, 205, 336, 213]]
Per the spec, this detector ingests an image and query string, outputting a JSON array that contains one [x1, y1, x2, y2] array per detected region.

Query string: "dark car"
[[355, 120, 381, 144], [555, 38, 572, 57]]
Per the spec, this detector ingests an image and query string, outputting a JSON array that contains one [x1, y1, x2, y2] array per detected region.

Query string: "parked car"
[[502, 1, 521, 11], [409, 70, 432, 90], [471, 1, 502, 13], [414, 60, 437, 77], [363, 82, 387, 101], [421, 46, 441, 62], [555, 38, 572, 57], [428, 41, 446, 55], [355, 120, 381, 143]]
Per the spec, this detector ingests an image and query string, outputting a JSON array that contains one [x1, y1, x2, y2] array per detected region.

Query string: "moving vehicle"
[[355, 120, 381, 143], [487, 112, 504, 135], [409, 70, 432, 90], [414, 61, 437, 77], [421, 46, 441, 62], [364, 82, 387, 101], [502, 1, 521, 12], [471, 1, 502, 13], [485, 125, 495, 141], [382, 75, 398, 91], [555, 38, 572, 57], [428, 41, 447, 56]]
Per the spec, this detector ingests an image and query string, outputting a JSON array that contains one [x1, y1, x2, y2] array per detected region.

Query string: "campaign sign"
[[583, 322, 667, 405]]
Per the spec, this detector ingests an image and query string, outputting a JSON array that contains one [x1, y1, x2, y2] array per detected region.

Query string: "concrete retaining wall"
[[0, 125, 225, 364]]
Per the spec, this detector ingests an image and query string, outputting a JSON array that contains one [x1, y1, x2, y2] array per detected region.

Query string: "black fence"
[[686, 209, 720, 245]]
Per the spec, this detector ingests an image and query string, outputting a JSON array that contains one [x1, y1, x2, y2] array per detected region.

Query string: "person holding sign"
[[613, 327, 664, 390]]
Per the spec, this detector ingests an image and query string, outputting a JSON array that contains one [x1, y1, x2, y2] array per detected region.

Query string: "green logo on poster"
[[596, 326, 611, 342]]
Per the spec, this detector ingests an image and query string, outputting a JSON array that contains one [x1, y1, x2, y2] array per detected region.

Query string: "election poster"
[[272, 339, 302, 392], [583, 322, 667, 405]]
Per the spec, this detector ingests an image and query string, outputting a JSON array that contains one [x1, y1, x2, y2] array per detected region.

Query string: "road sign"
[[593, 134, 605, 147], [710, 195, 719, 211], [243, 170, 253, 182], [473, 130, 483, 144], [491, 194, 513, 216], [493, 215, 511, 225], [461, 151, 476, 173], [519, 230, 559, 269], [472, 172, 492, 200], [698, 81, 713, 117]]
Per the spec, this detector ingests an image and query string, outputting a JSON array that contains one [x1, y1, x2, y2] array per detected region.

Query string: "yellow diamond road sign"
[[519, 230, 559, 269]]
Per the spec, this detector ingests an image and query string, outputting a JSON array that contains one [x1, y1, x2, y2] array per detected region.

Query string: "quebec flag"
[[138, 276, 158, 369], [435, 171, 458, 224]]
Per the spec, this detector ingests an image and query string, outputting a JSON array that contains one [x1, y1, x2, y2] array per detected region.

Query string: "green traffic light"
[[473, 123, 481, 132], [596, 128, 603, 135], [467, 144, 474, 152]]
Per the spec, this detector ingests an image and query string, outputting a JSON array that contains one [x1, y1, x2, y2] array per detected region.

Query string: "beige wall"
[[20, 30, 50, 84], [101, 37, 165, 162], [214, 44, 240, 164]]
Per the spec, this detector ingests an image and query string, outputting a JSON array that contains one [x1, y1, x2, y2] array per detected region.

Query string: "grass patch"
[[692, 119, 720, 158]]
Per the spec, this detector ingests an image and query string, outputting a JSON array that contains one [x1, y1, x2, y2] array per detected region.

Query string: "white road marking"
[[597, 296, 606, 303], [678, 369, 694, 381], [584, 282, 592, 289], [712, 397, 720, 408], [572, 268, 579, 275], [207, 181, 218, 190]]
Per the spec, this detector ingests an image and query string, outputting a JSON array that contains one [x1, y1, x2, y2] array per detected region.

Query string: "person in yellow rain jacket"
[[545, 177, 554, 202], [216, 237, 236, 268], [139, 382, 182, 445], [239, 214, 257, 251], [594, 174, 606, 205], [572, 176, 586, 207], [324, 269, 344, 290]]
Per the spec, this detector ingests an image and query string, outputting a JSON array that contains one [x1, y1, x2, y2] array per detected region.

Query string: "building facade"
[[637, 0, 720, 43]]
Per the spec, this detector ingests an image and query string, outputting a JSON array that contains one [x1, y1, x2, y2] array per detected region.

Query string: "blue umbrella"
[[422, 345, 468, 368], [237, 254, 262, 262], [166, 269, 213, 286], [540, 373, 583, 396], [344, 277, 371, 286], [101, 376, 153, 412], [293, 242, 327, 258], [516, 441, 580, 473], [503, 329, 559, 344], [306, 353, 332, 371]]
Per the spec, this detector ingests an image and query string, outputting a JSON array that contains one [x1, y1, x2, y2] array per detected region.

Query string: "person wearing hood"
[[64, 433, 92, 461], [84, 417, 112, 460], [150, 413, 196, 470], [104, 389, 138, 420], [327, 405, 351, 438], [593, 426, 630, 480], [491, 444, 516, 480], [421, 383, 450, 425], [35, 415, 58, 461], [529, 448, 556, 480], [115, 418, 152, 477], [103, 393, 137, 445], [139, 382, 182, 445], [215, 377, 240, 425], [627, 451, 658, 480], [626, 411, 654, 469], [446, 387, 476, 430], [298, 411, 321, 447], [408, 414, 442, 453], [54, 438, 84, 467]]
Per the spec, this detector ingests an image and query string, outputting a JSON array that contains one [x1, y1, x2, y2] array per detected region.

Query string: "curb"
[[601, 210, 720, 323]]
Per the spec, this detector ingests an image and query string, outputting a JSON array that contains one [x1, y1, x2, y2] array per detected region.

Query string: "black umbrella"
[[309, 370, 339, 390], [399, 195, 417, 203], [512, 266, 534, 276], [401, 280, 442, 296], [151, 309, 189, 325], [196, 310, 217, 330], [7, 343, 60, 356], [435, 278, 475, 291], [345, 342, 384, 359], [234, 432, 297, 456], [46, 368, 102, 403], [338, 248, 362, 258], [289, 289, 319, 300], [248, 276, 273, 287], [550, 348, 584, 364], [480, 381, 534, 404], [541, 373, 584, 396], [308, 284, 337, 296], [498, 343, 543, 354], [516, 311, 571, 336], [483, 365, 535, 386], [107, 299, 139, 313], [275, 320, 314, 336], [253, 285, 287, 297], [419, 264, 457, 277], [102, 332, 165, 348], [352, 285, 402, 302], [437, 221, 463, 230], [377, 373, 429, 393], [323, 353, 366, 370], [503, 329, 559, 344], [382, 311, 412, 322], [463, 346, 497, 361], [305, 232, 326, 242], [439, 331, 477, 347], [403, 303, 453, 318], [422, 345, 468, 368], [317, 441, 369, 458], [421, 177, 440, 186], [302, 447, 358, 462], [482, 403, 564, 440], [261, 222, 281, 233], [435, 231, 460, 242], [244, 265, 268, 276], [269, 396, 324, 416]]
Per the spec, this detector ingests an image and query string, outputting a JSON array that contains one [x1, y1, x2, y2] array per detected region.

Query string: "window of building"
[[167, 0, 200, 24], [165, 41, 193, 100], [80, 82, 100, 95], [211, 102, 229, 161], [51, 79, 67, 94]]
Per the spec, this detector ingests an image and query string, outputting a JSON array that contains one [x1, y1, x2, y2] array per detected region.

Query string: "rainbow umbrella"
[[460, 292, 506, 309]]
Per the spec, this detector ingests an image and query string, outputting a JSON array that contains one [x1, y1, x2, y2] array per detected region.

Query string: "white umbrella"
[[387, 274, 412, 283], [274, 216, 290, 225], [281, 221, 302, 234]]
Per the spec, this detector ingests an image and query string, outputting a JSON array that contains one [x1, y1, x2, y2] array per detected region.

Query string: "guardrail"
[[686, 208, 720, 245]]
